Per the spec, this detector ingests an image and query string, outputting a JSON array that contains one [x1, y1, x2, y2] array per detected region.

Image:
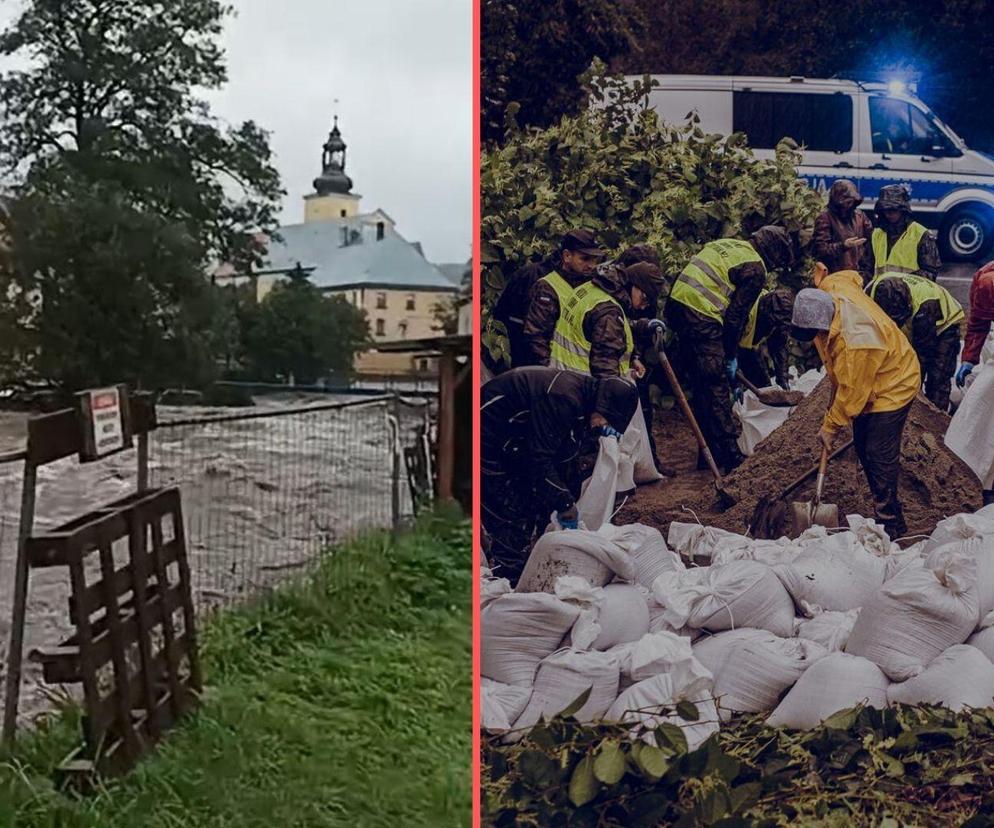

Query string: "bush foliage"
[[480, 68, 824, 369]]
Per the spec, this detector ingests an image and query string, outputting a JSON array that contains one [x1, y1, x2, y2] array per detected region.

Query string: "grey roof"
[[438, 262, 469, 286], [260, 219, 456, 291]]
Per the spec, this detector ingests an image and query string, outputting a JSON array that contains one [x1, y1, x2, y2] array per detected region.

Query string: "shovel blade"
[[789, 500, 840, 537]]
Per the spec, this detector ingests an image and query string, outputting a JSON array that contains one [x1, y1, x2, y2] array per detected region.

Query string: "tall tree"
[[242, 271, 370, 385], [0, 0, 283, 392]]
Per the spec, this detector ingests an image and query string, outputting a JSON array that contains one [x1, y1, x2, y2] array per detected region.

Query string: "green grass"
[[0, 511, 472, 828]]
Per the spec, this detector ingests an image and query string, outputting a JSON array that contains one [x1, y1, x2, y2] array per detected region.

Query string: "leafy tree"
[[482, 0, 644, 144], [0, 0, 283, 392], [481, 71, 823, 369], [432, 261, 471, 335], [242, 272, 370, 385]]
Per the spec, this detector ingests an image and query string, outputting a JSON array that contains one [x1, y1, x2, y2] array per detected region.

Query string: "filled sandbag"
[[767, 652, 889, 730], [512, 648, 620, 732], [590, 583, 650, 650], [887, 645, 994, 711], [624, 399, 664, 485], [926, 537, 994, 622], [692, 629, 827, 720], [481, 679, 532, 732], [610, 630, 712, 687], [653, 560, 796, 638], [606, 672, 719, 751], [775, 533, 886, 615], [884, 542, 927, 581], [795, 609, 860, 652], [600, 522, 684, 589], [711, 537, 804, 568], [845, 544, 980, 681], [517, 529, 634, 593], [576, 436, 620, 531], [481, 567, 512, 609], [667, 522, 753, 564], [967, 626, 994, 661], [481, 593, 582, 687], [734, 389, 792, 456], [925, 511, 994, 554]]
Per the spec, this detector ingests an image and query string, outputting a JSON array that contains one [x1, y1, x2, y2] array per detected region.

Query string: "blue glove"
[[557, 512, 579, 530], [599, 425, 623, 440], [732, 384, 744, 404], [725, 357, 738, 384], [956, 362, 975, 387]]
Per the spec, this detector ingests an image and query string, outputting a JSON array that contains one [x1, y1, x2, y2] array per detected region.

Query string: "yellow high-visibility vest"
[[871, 223, 928, 279], [550, 282, 633, 375], [867, 273, 965, 335], [739, 289, 771, 350], [671, 239, 765, 324]]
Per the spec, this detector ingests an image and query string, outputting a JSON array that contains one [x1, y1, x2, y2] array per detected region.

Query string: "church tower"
[[304, 116, 362, 223]]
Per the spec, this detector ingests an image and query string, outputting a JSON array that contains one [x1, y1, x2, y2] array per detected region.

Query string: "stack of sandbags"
[[693, 629, 827, 720], [652, 560, 796, 637], [845, 543, 980, 680], [517, 528, 634, 593]]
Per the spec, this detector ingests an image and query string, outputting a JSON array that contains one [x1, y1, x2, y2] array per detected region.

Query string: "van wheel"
[[940, 207, 994, 262]]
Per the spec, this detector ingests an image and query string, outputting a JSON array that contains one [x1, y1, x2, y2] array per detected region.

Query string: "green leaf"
[[950, 772, 975, 786], [883, 755, 904, 778], [676, 699, 700, 721], [593, 739, 626, 785], [568, 755, 600, 807], [822, 707, 859, 730], [557, 686, 592, 719], [728, 782, 762, 814], [655, 723, 689, 755], [635, 744, 670, 780], [517, 750, 558, 788]]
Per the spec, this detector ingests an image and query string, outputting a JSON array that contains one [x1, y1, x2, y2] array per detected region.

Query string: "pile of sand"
[[619, 378, 984, 540]]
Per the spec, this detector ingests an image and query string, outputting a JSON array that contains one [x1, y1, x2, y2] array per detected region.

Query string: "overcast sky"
[[0, 0, 472, 264]]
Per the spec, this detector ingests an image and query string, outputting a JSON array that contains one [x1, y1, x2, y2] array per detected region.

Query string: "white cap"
[[791, 288, 835, 331]]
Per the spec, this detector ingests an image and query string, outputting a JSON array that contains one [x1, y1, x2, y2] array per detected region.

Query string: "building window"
[[399, 320, 408, 338], [375, 318, 385, 336], [418, 359, 429, 372], [406, 293, 415, 310], [376, 292, 387, 309], [340, 209, 347, 217], [376, 221, 385, 241]]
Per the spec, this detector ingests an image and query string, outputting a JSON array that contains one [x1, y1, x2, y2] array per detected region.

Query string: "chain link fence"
[[0, 394, 429, 724]]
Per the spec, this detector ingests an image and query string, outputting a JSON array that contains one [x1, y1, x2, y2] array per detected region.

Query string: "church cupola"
[[312, 116, 353, 195]]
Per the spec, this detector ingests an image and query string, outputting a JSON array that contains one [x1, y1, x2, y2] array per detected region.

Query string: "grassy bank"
[[0, 512, 472, 827]]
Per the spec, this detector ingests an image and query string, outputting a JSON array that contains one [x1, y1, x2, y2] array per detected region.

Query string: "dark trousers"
[[920, 327, 960, 413], [481, 463, 540, 586], [666, 304, 743, 470], [738, 347, 772, 389], [852, 402, 912, 539]]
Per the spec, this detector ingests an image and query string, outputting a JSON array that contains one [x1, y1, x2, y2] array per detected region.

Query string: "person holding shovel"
[[737, 287, 796, 391], [790, 271, 921, 539], [481, 367, 639, 585]]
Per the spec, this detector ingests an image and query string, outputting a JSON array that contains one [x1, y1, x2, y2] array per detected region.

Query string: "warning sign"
[[77, 385, 132, 461]]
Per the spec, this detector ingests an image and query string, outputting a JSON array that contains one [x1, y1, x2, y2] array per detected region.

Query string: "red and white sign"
[[88, 387, 125, 457]]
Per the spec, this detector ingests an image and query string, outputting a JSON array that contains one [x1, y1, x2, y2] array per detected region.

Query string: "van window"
[[870, 97, 947, 155], [733, 91, 853, 152]]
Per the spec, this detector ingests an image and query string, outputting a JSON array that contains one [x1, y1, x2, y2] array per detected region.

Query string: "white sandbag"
[[481, 568, 512, 609], [512, 648, 620, 732], [693, 629, 827, 720], [588, 584, 650, 650], [774, 534, 886, 615], [646, 597, 701, 640], [845, 544, 980, 681], [767, 652, 889, 730], [611, 630, 713, 688], [884, 543, 927, 581], [795, 609, 860, 652], [617, 455, 636, 494], [517, 529, 634, 593], [575, 436, 620, 532], [481, 593, 582, 686], [599, 522, 684, 589], [925, 511, 994, 554], [624, 399, 664, 485], [734, 390, 792, 456], [946, 364, 994, 490], [606, 672, 719, 751], [887, 645, 994, 711], [554, 576, 606, 650], [926, 537, 994, 619], [967, 626, 994, 662], [845, 515, 893, 557], [653, 560, 795, 637], [712, 537, 803, 568], [667, 522, 753, 564], [793, 367, 826, 396], [481, 679, 532, 732]]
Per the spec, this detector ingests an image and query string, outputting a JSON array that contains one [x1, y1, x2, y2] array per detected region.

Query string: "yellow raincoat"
[[814, 270, 921, 435]]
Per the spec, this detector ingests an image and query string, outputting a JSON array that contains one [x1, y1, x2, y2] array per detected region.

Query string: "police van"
[[629, 75, 994, 262]]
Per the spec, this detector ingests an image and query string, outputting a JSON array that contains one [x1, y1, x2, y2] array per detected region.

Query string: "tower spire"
[[313, 111, 352, 196]]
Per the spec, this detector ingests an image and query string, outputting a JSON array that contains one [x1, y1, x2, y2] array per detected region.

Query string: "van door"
[[860, 95, 953, 200]]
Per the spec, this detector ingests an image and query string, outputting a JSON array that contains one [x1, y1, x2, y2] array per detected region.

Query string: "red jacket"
[[963, 262, 994, 364]]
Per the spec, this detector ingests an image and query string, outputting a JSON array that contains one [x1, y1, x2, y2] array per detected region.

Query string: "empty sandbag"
[[481, 679, 532, 732], [624, 399, 664, 485], [767, 652, 889, 730], [517, 529, 634, 593], [653, 560, 796, 638], [775, 534, 886, 615], [600, 522, 684, 589], [576, 436, 619, 531], [845, 544, 980, 681], [887, 645, 994, 711], [512, 648, 620, 732], [693, 629, 827, 720], [481, 593, 582, 687], [795, 610, 860, 652], [606, 672, 719, 751]]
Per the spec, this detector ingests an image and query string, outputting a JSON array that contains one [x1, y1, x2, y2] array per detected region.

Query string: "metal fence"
[[0, 394, 429, 726]]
